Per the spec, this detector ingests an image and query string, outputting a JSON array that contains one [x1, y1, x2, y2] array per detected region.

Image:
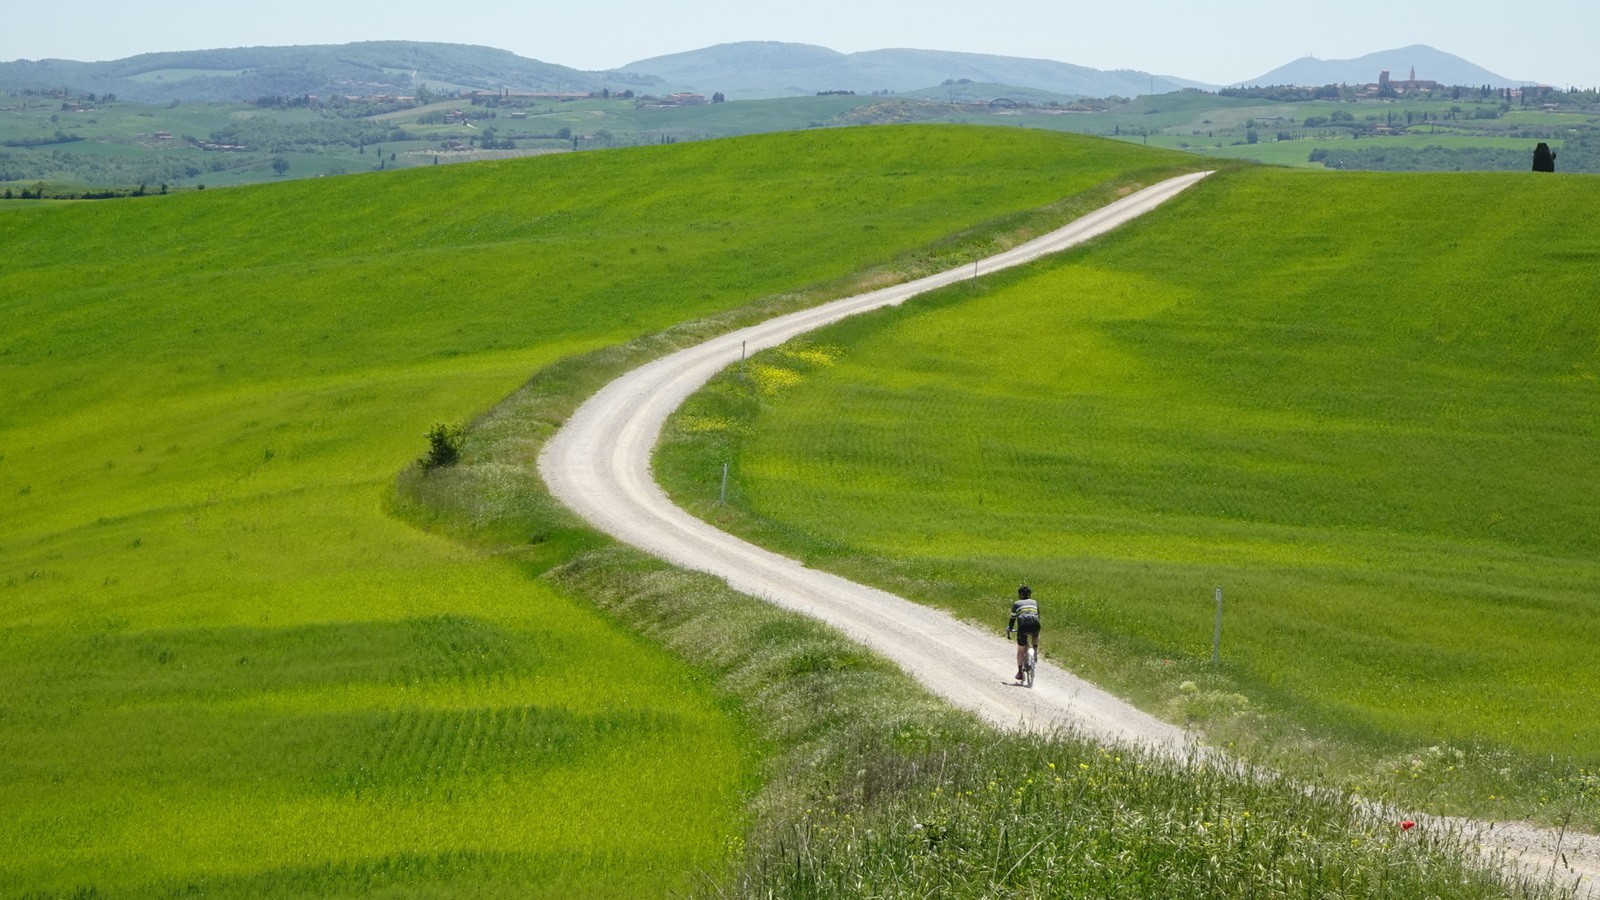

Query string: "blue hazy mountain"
[[0, 41, 665, 103], [1237, 44, 1536, 88], [619, 42, 1212, 100]]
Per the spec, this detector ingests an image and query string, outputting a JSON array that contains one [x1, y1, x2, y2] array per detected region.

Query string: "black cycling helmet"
[[1017, 584, 1032, 599]]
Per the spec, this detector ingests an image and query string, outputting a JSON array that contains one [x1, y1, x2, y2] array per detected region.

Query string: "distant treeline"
[[1311, 146, 1531, 172], [207, 119, 416, 152], [0, 131, 85, 148], [253, 94, 416, 119], [1310, 131, 1600, 173], [0, 148, 228, 186], [1225, 83, 1598, 108], [1222, 84, 1344, 102], [2, 182, 186, 200]]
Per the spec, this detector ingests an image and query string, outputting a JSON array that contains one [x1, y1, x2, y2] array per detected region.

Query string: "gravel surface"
[[538, 170, 1596, 897]]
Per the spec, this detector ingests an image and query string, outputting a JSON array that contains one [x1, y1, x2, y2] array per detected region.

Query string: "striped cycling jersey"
[[1009, 598, 1039, 629]]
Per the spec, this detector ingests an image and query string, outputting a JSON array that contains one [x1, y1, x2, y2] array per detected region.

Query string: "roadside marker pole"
[[1211, 587, 1223, 664], [720, 462, 729, 504]]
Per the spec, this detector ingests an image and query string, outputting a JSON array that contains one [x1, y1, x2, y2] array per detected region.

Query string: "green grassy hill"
[[660, 166, 1600, 827], [0, 126, 1199, 895]]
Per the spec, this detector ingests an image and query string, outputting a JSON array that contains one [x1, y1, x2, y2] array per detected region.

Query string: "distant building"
[[641, 93, 708, 109], [467, 90, 589, 104], [1375, 67, 1442, 94]]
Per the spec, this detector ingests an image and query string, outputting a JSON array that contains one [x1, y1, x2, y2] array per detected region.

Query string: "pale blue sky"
[[5, 0, 1596, 89]]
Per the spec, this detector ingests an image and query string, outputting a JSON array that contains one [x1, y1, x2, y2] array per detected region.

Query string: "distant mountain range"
[[1238, 45, 1534, 89], [616, 42, 1210, 100], [0, 40, 1542, 105], [0, 42, 666, 104]]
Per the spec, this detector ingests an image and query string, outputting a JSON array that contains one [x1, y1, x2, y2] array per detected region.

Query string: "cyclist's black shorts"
[[1015, 615, 1040, 646]]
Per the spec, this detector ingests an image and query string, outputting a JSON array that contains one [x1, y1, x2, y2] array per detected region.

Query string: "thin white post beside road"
[[1212, 587, 1223, 664]]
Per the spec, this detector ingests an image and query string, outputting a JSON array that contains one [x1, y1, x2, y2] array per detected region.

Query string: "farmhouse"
[[640, 93, 708, 109], [467, 90, 589, 103]]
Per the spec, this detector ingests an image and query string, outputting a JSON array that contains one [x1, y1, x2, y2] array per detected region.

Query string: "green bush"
[[422, 422, 464, 469]]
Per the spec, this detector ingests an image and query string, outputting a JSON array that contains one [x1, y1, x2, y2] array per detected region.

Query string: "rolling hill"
[[1, 39, 1212, 105], [620, 41, 1211, 100], [3, 38, 1549, 110], [1, 120, 1571, 894], [1238, 44, 1535, 88], [0, 41, 665, 104], [0, 126, 1205, 896]]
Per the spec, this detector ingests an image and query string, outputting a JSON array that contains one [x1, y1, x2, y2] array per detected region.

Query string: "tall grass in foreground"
[[403, 312, 1566, 898], [655, 166, 1600, 830]]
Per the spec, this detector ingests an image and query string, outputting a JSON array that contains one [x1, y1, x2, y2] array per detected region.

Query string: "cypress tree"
[[1533, 143, 1557, 172]]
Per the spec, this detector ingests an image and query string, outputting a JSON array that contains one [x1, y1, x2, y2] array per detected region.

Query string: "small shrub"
[[421, 423, 464, 469]]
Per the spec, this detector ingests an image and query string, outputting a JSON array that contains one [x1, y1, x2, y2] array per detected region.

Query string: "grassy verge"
[[400, 280, 1566, 900], [654, 165, 1600, 831]]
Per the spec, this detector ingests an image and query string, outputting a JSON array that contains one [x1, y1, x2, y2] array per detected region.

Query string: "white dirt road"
[[537, 170, 1596, 896], [542, 173, 1212, 752]]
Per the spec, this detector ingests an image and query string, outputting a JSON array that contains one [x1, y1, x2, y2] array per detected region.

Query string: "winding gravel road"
[[537, 170, 1596, 896], [542, 173, 1211, 753]]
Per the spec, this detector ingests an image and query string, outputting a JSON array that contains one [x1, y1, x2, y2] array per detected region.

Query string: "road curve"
[[537, 169, 1597, 895], [540, 172, 1211, 754]]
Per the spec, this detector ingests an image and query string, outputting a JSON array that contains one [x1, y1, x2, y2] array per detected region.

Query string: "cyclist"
[[1006, 584, 1040, 682]]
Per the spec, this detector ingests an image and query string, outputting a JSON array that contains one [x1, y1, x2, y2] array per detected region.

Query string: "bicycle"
[[1007, 627, 1038, 688]]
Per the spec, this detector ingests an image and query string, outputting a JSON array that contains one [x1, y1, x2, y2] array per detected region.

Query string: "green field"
[[0, 100, 354, 189], [0, 94, 882, 192], [856, 91, 1596, 169], [0, 126, 1200, 894], [406, 244, 1557, 900], [1140, 132, 1582, 169], [660, 166, 1600, 825]]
